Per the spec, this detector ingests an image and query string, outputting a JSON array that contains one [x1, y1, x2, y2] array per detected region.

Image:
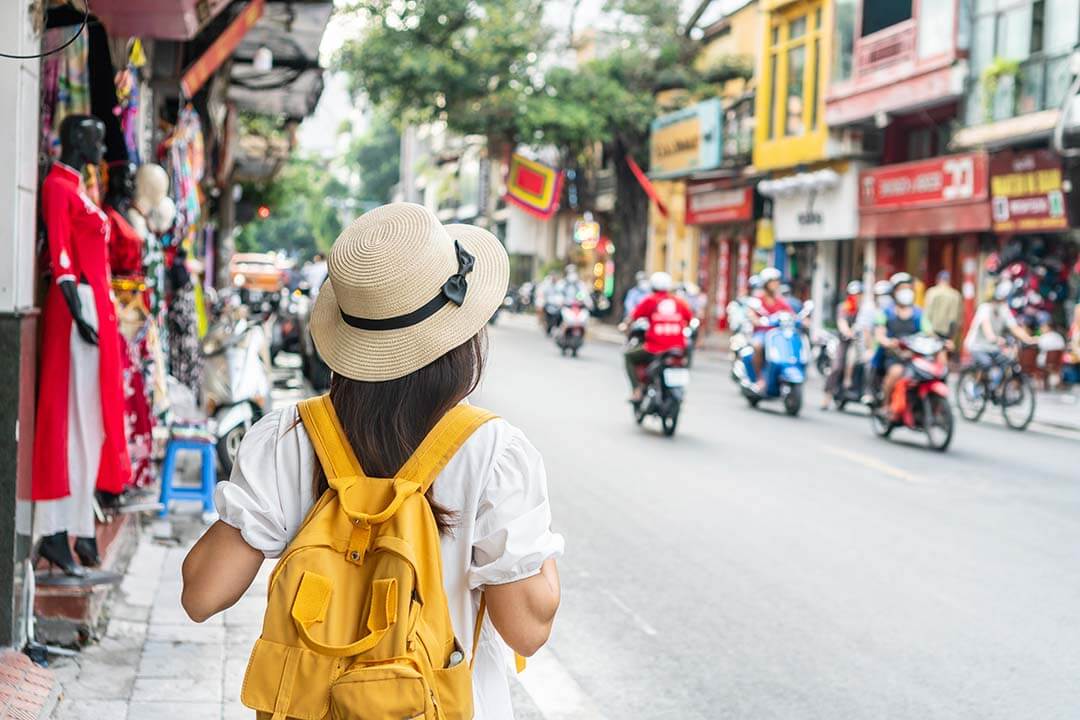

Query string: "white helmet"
[[760, 267, 782, 284], [994, 279, 1013, 301], [650, 271, 673, 292]]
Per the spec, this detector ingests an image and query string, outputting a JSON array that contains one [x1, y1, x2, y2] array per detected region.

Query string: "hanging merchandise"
[[112, 41, 145, 165], [40, 26, 90, 163], [162, 105, 206, 238], [166, 247, 203, 390], [113, 279, 155, 489]]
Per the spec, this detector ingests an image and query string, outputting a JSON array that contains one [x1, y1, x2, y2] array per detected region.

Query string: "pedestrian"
[[924, 270, 962, 343], [181, 203, 564, 718], [301, 252, 328, 297]]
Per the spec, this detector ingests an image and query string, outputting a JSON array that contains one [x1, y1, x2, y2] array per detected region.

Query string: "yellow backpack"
[[241, 395, 495, 720]]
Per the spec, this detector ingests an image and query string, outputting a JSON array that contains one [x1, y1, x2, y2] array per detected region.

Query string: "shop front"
[[988, 149, 1079, 329], [686, 180, 758, 331], [759, 162, 864, 334], [859, 152, 991, 328]]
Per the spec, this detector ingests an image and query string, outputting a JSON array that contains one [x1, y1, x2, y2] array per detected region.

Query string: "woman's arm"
[[484, 558, 560, 657], [181, 521, 265, 623]]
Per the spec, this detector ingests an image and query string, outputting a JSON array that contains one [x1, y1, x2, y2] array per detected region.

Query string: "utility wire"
[[0, 1, 89, 60]]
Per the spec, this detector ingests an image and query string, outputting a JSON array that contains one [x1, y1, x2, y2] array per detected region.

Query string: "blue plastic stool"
[[158, 437, 216, 517]]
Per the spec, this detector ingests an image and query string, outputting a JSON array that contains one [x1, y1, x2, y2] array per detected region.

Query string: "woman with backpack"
[[181, 203, 564, 719]]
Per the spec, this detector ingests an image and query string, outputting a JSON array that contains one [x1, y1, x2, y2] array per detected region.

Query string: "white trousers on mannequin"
[[35, 285, 101, 538]]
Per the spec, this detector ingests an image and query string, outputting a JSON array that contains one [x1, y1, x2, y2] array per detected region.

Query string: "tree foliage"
[[236, 159, 349, 259], [349, 113, 401, 204]]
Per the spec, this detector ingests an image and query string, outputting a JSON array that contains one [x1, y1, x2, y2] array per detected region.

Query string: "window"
[[764, 3, 824, 140], [833, 0, 856, 81], [786, 43, 806, 135], [862, 0, 912, 36], [917, 0, 956, 58]]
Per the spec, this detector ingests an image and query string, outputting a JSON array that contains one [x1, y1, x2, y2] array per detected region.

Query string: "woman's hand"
[[484, 558, 560, 657], [181, 521, 264, 623]]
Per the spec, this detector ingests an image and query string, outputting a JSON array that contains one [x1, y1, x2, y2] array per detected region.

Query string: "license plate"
[[663, 368, 690, 387]]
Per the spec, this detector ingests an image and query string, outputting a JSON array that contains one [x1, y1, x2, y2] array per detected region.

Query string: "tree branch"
[[683, 0, 715, 37]]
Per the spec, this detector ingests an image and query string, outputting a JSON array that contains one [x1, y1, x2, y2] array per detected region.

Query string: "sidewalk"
[[50, 513, 262, 720]]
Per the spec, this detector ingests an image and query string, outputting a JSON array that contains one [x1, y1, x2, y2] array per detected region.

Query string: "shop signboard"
[[989, 150, 1068, 233], [649, 99, 723, 179], [858, 153, 991, 237], [765, 164, 863, 243], [859, 153, 989, 210], [685, 183, 753, 225]]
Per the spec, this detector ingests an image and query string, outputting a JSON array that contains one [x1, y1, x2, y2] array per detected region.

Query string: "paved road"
[[480, 316, 1080, 720]]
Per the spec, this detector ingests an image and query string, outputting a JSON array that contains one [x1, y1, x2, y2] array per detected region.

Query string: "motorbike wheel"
[[783, 384, 803, 417], [924, 394, 954, 451], [661, 406, 679, 437], [745, 393, 760, 408], [1000, 373, 1035, 431], [955, 369, 987, 422], [870, 405, 893, 438], [571, 347, 579, 358], [216, 423, 248, 477], [632, 402, 645, 425]]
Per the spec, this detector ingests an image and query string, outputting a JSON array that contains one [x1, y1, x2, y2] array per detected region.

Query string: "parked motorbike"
[[733, 301, 814, 417], [293, 286, 331, 392], [870, 333, 953, 451], [556, 300, 588, 357], [270, 286, 307, 363], [202, 301, 272, 475], [628, 319, 687, 437]]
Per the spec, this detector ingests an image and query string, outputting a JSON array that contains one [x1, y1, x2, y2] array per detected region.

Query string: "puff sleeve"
[[467, 428, 564, 589]]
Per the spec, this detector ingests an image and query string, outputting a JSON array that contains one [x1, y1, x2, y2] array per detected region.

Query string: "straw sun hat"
[[309, 202, 509, 382]]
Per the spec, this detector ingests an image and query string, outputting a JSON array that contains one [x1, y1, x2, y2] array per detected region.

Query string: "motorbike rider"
[[823, 280, 865, 408], [623, 271, 650, 319], [556, 264, 593, 308], [624, 271, 694, 401], [964, 279, 1035, 375], [747, 267, 794, 390], [874, 273, 930, 407]]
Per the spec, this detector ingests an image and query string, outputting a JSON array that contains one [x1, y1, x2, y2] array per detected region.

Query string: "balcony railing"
[[854, 19, 916, 80], [982, 49, 1076, 124]]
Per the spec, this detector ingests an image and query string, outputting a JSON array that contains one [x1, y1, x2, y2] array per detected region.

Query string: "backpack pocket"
[[431, 649, 474, 720], [241, 637, 338, 719], [329, 662, 434, 720]]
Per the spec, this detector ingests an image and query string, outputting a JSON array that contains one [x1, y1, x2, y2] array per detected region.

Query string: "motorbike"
[[556, 300, 588, 357], [870, 333, 953, 451], [542, 297, 563, 336], [733, 301, 814, 417], [726, 300, 753, 382], [683, 317, 701, 368], [830, 330, 868, 411], [270, 286, 307, 363], [628, 319, 688, 437], [202, 301, 273, 474], [812, 328, 838, 377]]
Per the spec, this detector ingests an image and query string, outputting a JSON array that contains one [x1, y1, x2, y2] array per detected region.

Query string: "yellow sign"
[[650, 116, 702, 176]]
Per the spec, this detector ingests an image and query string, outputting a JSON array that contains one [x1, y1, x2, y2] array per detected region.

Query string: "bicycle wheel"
[[955, 369, 987, 421], [1000, 371, 1036, 431]]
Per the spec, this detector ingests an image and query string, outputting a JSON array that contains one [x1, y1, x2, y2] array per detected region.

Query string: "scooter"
[[870, 333, 953, 451], [830, 330, 868, 411], [542, 297, 563, 336], [202, 300, 272, 475], [628, 319, 688, 437], [556, 300, 588, 357], [733, 301, 814, 417], [812, 328, 838, 377]]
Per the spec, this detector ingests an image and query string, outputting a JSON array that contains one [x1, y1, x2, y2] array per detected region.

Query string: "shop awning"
[[228, 1, 333, 121], [181, 0, 266, 98], [91, 0, 232, 41]]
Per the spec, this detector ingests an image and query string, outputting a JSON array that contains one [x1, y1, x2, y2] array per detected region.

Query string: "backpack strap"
[[297, 394, 367, 486], [398, 405, 498, 493]]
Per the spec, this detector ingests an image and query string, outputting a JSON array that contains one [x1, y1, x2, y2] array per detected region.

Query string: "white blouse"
[[215, 405, 564, 720]]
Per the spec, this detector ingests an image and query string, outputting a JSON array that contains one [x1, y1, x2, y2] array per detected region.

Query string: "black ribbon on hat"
[[340, 241, 476, 331]]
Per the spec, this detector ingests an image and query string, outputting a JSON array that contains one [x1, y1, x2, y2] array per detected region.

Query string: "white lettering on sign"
[[942, 157, 975, 201], [691, 189, 745, 211]]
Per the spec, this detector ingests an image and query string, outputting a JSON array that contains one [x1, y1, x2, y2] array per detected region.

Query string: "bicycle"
[[955, 345, 1037, 430]]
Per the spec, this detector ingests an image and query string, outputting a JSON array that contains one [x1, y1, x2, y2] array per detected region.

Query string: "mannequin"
[[104, 162, 143, 278], [128, 164, 169, 321], [33, 116, 131, 576]]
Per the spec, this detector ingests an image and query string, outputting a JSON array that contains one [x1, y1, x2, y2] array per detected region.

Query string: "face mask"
[[895, 288, 915, 306]]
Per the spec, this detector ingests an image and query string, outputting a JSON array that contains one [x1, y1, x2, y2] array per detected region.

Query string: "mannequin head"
[[58, 115, 106, 169], [148, 196, 176, 235], [133, 164, 169, 215], [105, 162, 137, 211]]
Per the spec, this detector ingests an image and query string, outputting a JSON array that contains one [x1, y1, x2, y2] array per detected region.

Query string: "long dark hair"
[[312, 330, 487, 533]]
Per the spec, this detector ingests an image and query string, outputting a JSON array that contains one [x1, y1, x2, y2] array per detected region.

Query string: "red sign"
[[859, 153, 989, 210], [685, 183, 753, 225], [180, 0, 265, 98], [990, 149, 1068, 233]]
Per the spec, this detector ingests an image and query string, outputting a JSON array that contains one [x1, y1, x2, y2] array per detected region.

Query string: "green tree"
[[349, 113, 401, 204]]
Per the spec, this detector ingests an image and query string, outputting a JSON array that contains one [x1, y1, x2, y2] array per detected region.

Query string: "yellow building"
[[646, 0, 760, 285], [752, 0, 832, 170]]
